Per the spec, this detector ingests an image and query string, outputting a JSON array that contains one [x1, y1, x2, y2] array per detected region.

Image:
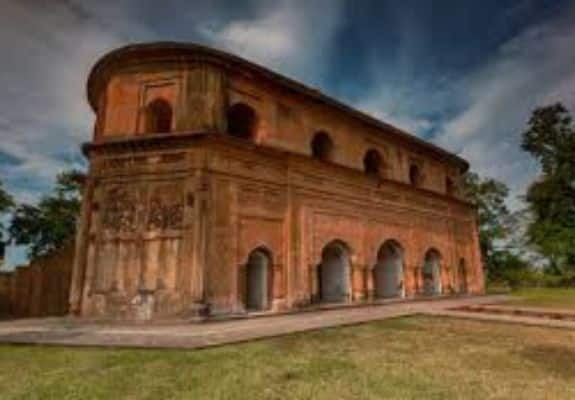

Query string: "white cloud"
[[357, 99, 435, 137], [356, 3, 575, 211], [2, 0, 573, 271], [0, 0, 345, 211], [198, 0, 344, 83], [0, 0, 345, 267], [434, 5, 575, 208], [0, 1, 139, 267], [0, 1, 130, 204]]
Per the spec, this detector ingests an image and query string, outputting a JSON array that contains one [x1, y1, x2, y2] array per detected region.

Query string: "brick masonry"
[[59, 42, 485, 321]]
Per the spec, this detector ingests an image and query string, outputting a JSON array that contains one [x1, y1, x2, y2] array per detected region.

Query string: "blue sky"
[[1, 0, 575, 266]]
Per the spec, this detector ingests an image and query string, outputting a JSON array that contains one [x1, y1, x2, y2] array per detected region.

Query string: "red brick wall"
[[73, 45, 483, 320]]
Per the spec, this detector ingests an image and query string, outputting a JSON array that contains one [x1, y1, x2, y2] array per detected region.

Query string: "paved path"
[[458, 303, 575, 318], [0, 295, 571, 350], [431, 303, 575, 329]]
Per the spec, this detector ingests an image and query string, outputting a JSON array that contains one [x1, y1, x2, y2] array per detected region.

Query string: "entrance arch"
[[423, 249, 442, 296], [244, 248, 272, 311], [458, 258, 468, 294], [317, 240, 351, 303], [373, 240, 404, 298]]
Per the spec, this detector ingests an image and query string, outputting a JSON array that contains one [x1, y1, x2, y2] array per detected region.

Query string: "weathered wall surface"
[[95, 63, 226, 139], [74, 136, 483, 320], [227, 72, 462, 195], [203, 139, 483, 314], [72, 148, 204, 320], [90, 56, 463, 199], [74, 44, 484, 321], [0, 244, 74, 319]]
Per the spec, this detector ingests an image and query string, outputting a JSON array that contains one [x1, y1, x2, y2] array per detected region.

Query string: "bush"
[[539, 271, 575, 288], [490, 267, 575, 289], [501, 268, 539, 289]]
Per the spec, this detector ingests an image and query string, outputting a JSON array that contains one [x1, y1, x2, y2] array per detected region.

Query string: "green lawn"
[[1, 316, 574, 399], [508, 287, 575, 309]]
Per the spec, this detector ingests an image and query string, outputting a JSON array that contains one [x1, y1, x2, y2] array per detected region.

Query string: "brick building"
[[69, 42, 484, 321]]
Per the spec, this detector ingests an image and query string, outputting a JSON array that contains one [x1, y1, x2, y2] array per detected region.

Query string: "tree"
[[522, 103, 575, 273], [0, 179, 15, 257], [462, 171, 510, 281], [9, 170, 84, 259], [489, 250, 532, 289]]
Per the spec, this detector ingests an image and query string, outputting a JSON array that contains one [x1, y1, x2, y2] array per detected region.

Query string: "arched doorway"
[[458, 258, 468, 294], [317, 240, 351, 303], [244, 248, 272, 311], [227, 103, 257, 140], [373, 240, 404, 298], [423, 249, 442, 296]]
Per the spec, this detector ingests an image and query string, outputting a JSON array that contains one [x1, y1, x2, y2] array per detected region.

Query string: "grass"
[[0, 316, 575, 399], [508, 287, 575, 309]]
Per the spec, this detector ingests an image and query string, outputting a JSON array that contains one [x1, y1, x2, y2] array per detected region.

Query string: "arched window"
[[311, 131, 333, 161], [409, 164, 421, 187], [146, 98, 172, 134], [363, 149, 382, 177], [227, 103, 257, 140]]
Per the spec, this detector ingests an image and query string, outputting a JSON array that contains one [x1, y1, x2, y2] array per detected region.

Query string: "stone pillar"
[[408, 265, 421, 297], [205, 178, 238, 314], [273, 264, 285, 300], [351, 263, 366, 302], [365, 266, 375, 301], [69, 176, 95, 316], [308, 263, 318, 304], [471, 219, 485, 294]]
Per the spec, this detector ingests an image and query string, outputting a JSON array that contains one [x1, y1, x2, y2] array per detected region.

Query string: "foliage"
[[0, 180, 13, 213], [9, 170, 84, 259], [521, 103, 575, 272], [0, 179, 15, 247], [462, 171, 510, 281], [488, 250, 534, 289]]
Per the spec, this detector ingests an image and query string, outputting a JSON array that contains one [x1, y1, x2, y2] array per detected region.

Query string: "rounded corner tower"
[[69, 42, 483, 321]]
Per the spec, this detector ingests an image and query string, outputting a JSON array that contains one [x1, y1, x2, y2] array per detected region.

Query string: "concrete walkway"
[[456, 303, 575, 319], [430, 303, 575, 329], [428, 309, 575, 330], [0, 295, 571, 350]]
